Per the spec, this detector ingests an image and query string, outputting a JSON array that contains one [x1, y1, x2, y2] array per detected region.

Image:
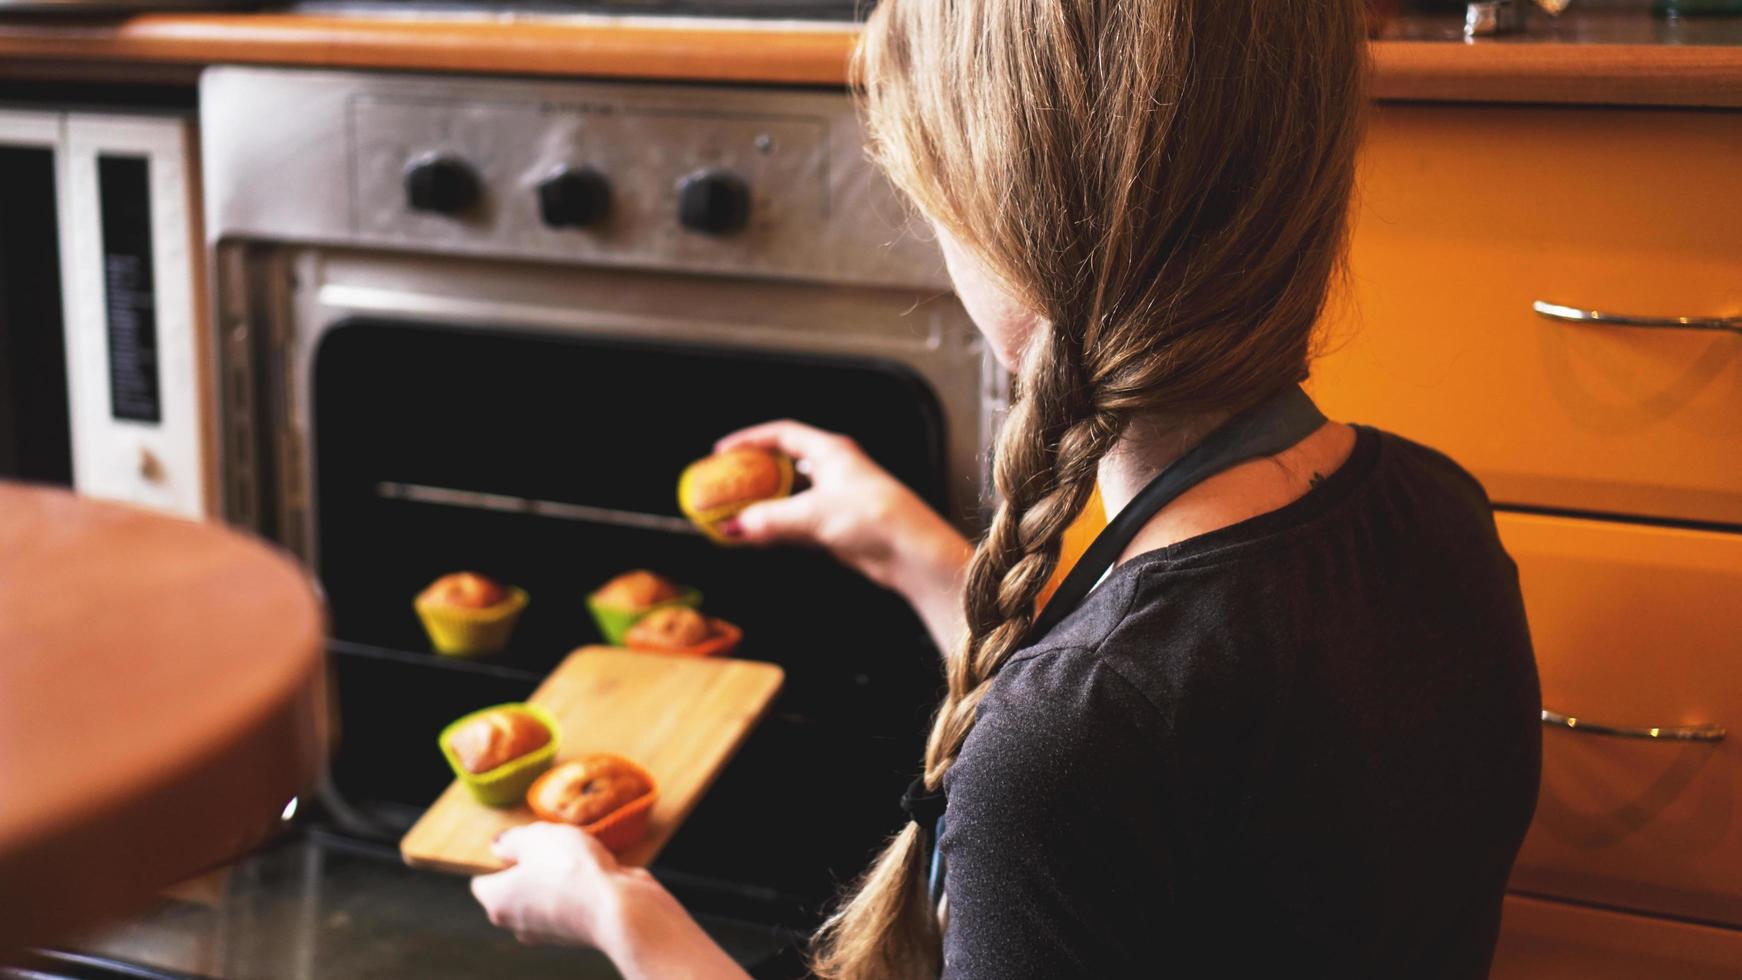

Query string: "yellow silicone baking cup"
[[414, 587, 530, 657], [438, 702, 561, 807], [677, 454, 797, 546]]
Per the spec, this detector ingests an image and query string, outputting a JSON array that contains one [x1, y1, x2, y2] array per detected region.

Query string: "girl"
[[471, 1, 1543, 977]]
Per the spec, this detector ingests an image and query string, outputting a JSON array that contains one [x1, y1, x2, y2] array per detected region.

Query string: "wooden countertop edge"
[[0, 14, 861, 86], [1370, 40, 1742, 108], [1, 14, 1740, 107]]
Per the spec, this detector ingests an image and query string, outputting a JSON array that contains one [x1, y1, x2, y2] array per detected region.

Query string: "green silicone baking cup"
[[439, 702, 561, 807], [586, 587, 703, 646]]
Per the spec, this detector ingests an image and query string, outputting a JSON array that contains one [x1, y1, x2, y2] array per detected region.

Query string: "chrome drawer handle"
[[1534, 300, 1742, 335], [1542, 709, 1727, 743]]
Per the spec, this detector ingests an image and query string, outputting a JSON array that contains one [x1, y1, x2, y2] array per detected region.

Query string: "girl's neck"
[[1096, 410, 1231, 518], [1096, 409, 1357, 564]]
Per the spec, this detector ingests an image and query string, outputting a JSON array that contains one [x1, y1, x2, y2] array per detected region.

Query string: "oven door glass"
[[312, 318, 949, 912]]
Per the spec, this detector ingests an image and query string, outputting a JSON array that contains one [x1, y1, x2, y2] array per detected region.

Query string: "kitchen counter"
[[1377, 5, 1742, 105], [1, 6, 1741, 107]]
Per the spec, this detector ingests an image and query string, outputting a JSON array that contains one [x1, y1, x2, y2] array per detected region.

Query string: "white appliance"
[[0, 107, 210, 518]]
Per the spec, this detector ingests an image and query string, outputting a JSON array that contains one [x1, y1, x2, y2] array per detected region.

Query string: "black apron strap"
[[906, 385, 1327, 903], [1022, 385, 1327, 648]]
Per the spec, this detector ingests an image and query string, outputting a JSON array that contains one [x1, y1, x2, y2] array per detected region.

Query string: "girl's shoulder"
[[988, 424, 1523, 740], [949, 639, 1165, 825]]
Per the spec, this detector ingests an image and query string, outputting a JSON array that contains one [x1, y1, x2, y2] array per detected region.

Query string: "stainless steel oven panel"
[[204, 67, 1002, 560], [219, 243, 993, 567], [201, 67, 949, 292]]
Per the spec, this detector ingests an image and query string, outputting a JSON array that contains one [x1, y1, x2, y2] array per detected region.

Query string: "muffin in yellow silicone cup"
[[415, 572, 529, 657], [439, 703, 560, 807], [586, 570, 701, 646], [678, 446, 796, 545]]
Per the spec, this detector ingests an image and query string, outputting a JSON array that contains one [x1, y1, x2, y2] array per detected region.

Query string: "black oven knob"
[[538, 168, 612, 229], [405, 155, 480, 217], [677, 170, 752, 236]]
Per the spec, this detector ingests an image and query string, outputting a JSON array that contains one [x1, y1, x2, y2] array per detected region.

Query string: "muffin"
[[677, 447, 796, 545], [448, 707, 551, 775], [586, 570, 701, 646], [591, 570, 683, 610], [624, 607, 743, 658], [438, 703, 560, 806], [415, 572, 529, 657], [527, 755, 659, 853], [421, 572, 509, 610]]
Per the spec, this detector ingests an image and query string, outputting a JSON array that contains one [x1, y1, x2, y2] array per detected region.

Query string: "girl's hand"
[[470, 823, 748, 980], [470, 823, 622, 948], [715, 420, 972, 651]]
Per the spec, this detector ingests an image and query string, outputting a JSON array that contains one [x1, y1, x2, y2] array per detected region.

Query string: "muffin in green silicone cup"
[[586, 570, 702, 646], [439, 703, 561, 807]]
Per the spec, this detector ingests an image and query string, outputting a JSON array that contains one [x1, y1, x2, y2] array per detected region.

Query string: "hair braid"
[[924, 334, 1122, 782], [812, 326, 1125, 980]]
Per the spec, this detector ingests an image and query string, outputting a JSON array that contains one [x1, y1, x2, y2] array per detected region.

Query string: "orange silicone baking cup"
[[625, 619, 743, 659], [528, 757, 660, 855]]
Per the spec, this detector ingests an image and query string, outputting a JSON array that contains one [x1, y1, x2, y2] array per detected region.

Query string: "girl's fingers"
[[496, 822, 625, 879], [473, 828, 620, 946], [715, 419, 845, 461], [491, 824, 535, 862], [726, 494, 821, 546], [470, 871, 511, 924]]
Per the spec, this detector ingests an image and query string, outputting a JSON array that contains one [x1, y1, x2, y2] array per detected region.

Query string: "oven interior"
[[310, 318, 949, 918]]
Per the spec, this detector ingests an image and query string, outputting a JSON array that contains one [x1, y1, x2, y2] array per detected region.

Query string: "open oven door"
[[309, 318, 952, 920]]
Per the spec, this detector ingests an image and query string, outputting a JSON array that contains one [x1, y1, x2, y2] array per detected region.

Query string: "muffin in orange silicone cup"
[[624, 606, 742, 658], [678, 446, 796, 545], [586, 570, 700, 646], [526, 754, 659, 854], [415, 572, 529, 657]]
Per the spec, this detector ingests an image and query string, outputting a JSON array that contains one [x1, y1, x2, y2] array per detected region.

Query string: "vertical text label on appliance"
[[97, 154, 160, 425]]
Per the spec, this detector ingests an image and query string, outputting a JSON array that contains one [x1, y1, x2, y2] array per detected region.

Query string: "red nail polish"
[[719, 518, 744, 538]]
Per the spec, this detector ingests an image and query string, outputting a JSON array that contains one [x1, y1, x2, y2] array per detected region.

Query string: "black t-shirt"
[[939, 427, 1542, 979]]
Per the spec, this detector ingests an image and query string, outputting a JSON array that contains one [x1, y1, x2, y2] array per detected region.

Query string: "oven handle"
[[1533, 300, 1742, 335], [1542, 709, 1727, 743]]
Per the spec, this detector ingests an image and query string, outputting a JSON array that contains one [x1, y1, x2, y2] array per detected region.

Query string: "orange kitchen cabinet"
[[1492, 894, 1742, 980], [1038, 484, 1105, 612], [1312, 104, 1742, 526], [1499, 512, 1742, 928]]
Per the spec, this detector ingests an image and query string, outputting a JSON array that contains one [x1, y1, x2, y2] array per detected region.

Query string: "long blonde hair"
[[813, 2, 1368, 977]]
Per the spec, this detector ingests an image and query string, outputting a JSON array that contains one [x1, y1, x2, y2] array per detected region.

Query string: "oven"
[[189, 64, 995, 966], [0, 104, 210, 518]]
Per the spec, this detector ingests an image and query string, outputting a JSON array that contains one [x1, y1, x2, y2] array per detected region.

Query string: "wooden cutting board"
[[400, 646, 783, 875]]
